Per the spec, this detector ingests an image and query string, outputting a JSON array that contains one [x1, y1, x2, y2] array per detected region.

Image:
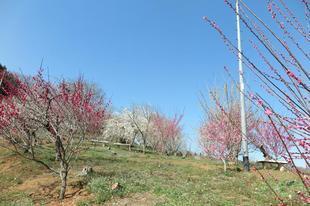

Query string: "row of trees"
[[102, 105, 185, 155], [0, 66, 186, 199]]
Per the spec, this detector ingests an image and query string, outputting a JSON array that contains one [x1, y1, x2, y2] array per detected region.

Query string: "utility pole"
[[236, 0, 250, 172]]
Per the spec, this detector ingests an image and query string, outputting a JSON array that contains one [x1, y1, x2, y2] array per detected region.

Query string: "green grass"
[[0, 192, 34, 206], [0, 144, 307, 205]]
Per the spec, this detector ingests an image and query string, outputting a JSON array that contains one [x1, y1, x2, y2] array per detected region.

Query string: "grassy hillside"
[[0, 144, 306, 206]]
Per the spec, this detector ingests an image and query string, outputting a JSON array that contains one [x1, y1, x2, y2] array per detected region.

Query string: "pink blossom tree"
[[199, 85, 293, 171], [152, 112, 184, 155], [199, 86, 258, 171], [203, 0, 309, 202], [199, 114, 239, 172], [252, 120, 292, 161]]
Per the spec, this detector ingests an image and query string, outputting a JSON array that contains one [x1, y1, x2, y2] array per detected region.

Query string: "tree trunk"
[[59, 162, 68, 200], [259, 145, 271, 160], [235, 153, 239, 165], [142, 144, 146, 154], [55, 152, 60, 161], [222, 159, 227, 172], [129, 136, 136, 151], [55, 138, 61, 161]]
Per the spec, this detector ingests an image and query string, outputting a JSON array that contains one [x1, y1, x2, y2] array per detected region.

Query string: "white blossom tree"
[[102, 110, 136, 145]]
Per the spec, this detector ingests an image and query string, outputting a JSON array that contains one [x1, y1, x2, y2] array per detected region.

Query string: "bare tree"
[[127, 105, 156, 153]]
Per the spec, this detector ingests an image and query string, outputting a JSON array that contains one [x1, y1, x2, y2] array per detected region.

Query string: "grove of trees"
[[0, 0, 308, 203], [0, 68, 186, 199], [102, 105, 185, 155]]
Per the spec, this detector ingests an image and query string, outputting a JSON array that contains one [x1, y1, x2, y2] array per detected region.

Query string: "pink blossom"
[[264, 108, 273, 116]]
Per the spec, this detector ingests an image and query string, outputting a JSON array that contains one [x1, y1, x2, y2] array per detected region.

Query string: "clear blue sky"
[[0, 1, 305, 160]]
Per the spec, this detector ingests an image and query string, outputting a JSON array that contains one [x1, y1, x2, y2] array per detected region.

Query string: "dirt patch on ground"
[[45, 190, 93, 206], [0, 155, 92, 206], [0, 155, 22, 173], [16, 174, 93, 205], [104, 192, 165, 206], [16, 174, 56, 191]]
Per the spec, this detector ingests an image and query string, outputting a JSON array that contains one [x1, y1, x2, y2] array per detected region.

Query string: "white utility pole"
[[236, 0, 250, 171]]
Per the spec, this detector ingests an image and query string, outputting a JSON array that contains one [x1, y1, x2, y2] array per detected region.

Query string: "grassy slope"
[[0, 144, 306, 206]]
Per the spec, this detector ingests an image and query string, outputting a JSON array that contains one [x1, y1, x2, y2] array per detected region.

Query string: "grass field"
[[0, 144, 306, 206]]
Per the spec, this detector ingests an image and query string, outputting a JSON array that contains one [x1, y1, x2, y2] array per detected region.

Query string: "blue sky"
[[0, 1, 306, 162]]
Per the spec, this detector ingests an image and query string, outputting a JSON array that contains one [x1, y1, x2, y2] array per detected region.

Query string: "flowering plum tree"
[[102, 106, 185, 155], [199, 85, 292, 171], [102, 109, 137, 145], [199, 86, 258, 171], [152, 112, 184, 155], [0, 70, 110, 199], [0, 64, 20, 97], [252, 121, 292, 160]]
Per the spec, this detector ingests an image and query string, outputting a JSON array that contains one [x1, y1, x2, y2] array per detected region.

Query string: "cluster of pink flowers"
[[286, 69, 303, 85]]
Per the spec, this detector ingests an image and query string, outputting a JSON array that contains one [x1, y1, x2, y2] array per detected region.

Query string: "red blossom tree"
[[0, 69, 110, 199]]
